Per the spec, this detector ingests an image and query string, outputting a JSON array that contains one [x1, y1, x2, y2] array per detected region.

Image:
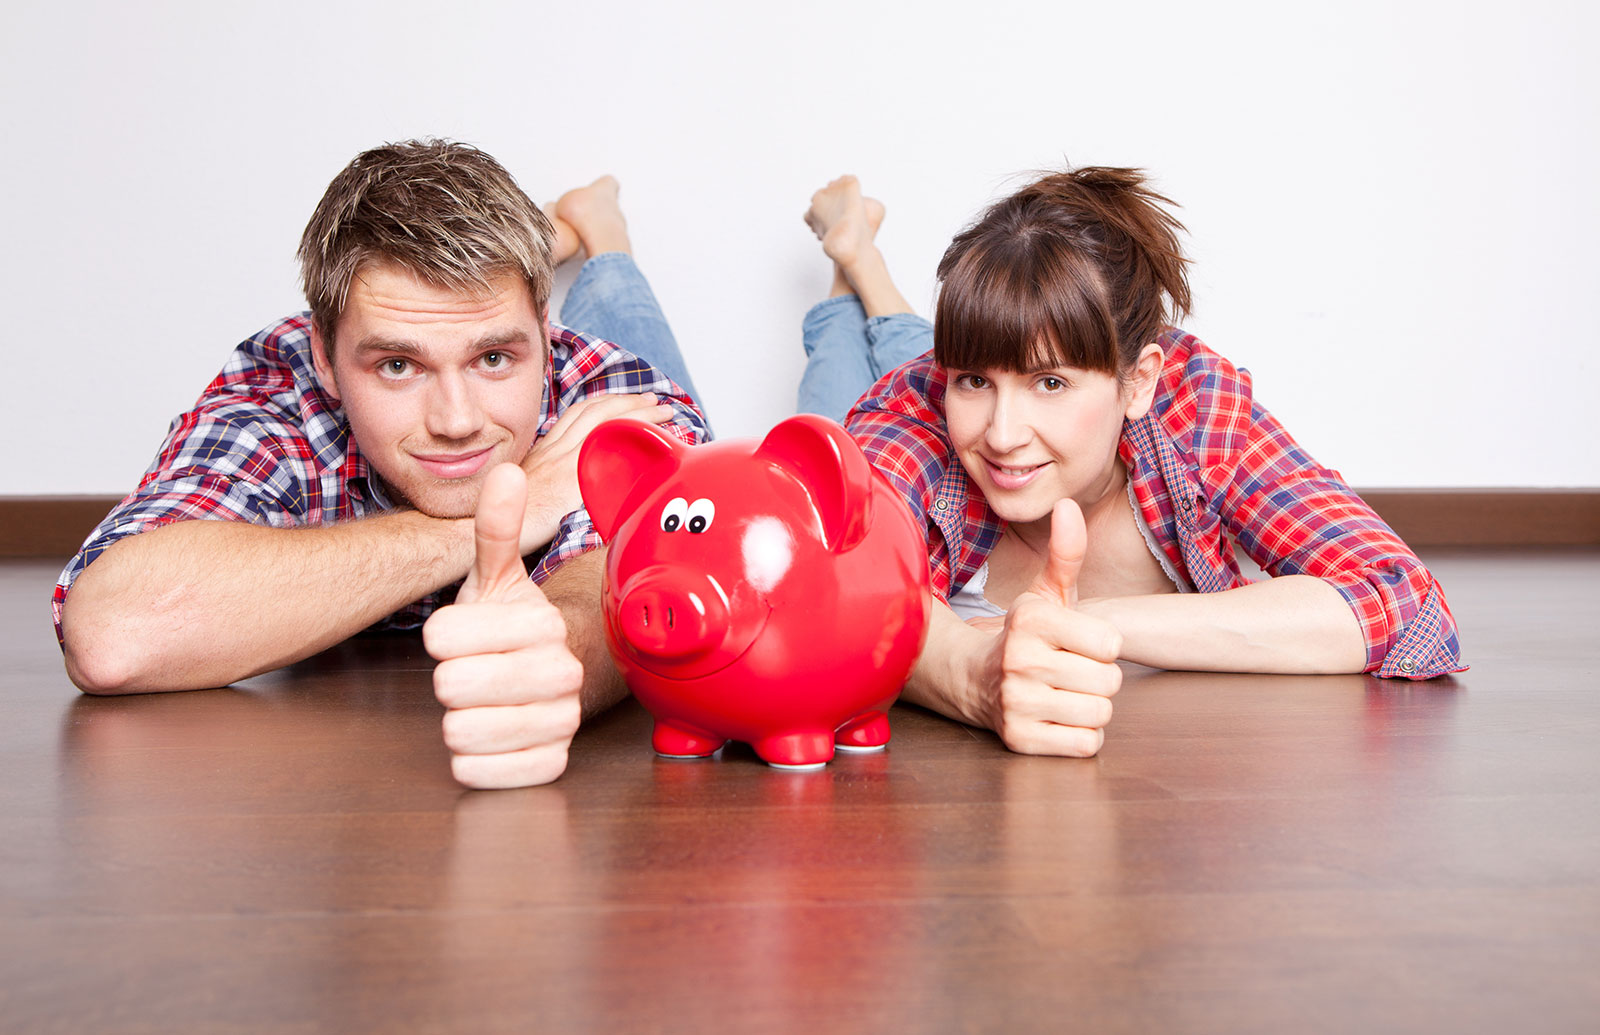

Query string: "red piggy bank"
[[576, 414, 931, 769]]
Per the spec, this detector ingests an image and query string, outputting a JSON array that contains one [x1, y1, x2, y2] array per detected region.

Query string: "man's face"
[[311, 261, 548, 519]]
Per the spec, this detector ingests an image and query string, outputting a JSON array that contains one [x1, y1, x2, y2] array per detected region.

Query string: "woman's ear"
[[1123, 343, 1165, 421]]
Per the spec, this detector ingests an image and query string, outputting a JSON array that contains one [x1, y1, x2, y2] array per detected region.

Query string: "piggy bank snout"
[[617, 581, 729, 660]]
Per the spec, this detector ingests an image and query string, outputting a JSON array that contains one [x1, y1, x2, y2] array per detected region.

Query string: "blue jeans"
[[559, 252, 706, 425], [563, 256, 935, 431], [798, 295, 934, 421]]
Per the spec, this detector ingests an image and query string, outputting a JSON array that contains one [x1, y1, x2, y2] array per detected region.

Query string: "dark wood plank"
[[2, 551, 1598, 1033]]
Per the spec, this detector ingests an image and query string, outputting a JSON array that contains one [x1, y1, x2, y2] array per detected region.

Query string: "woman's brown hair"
[[933, 166, 1193, 379]]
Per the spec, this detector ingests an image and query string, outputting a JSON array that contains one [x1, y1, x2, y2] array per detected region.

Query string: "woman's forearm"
[[1080, 575, 1367, 675], [902, 600, 993, 727]]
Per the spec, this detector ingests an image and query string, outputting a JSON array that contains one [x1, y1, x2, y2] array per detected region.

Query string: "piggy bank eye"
[[660, 497, 689, 532], [686, 498, 715, 534]]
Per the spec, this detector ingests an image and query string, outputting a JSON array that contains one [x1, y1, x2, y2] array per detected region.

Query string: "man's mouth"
[[412, 447, 494, 480], [983, 457, 1048, 491]]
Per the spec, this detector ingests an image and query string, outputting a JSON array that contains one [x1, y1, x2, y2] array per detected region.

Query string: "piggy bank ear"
[[577, 419, 685, 543], [755, 414, 874, 553]]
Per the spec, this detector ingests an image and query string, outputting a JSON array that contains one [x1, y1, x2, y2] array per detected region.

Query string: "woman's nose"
[[984, 395, 1031, 453]]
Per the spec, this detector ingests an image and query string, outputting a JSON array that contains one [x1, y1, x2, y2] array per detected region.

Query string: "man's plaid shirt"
[[53, 313, 708, 642], [845, 330, 1463, 680]]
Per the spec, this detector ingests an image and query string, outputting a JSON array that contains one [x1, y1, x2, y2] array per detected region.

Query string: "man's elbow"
[[61, 622, 158, 695], [59, 593, 181, 695]]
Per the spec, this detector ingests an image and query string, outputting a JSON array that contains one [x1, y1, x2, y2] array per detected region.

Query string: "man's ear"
[[309, 321, 340, 404], [1123, 343, 1165, 421]]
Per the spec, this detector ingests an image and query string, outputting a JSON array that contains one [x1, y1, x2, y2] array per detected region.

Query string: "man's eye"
[[482, 351, 505, 368], [381, 359, 410, 377]]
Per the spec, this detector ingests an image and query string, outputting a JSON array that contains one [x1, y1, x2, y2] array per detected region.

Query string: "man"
[[55, 139, 709, 789]]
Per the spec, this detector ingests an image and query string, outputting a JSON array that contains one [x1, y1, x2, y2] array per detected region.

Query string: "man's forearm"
[[1080, 575, 1367, 674], [61, 511, 475, 693], [537, 547, 628, 717]]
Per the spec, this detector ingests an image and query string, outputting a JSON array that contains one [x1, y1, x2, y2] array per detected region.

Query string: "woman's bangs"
[[934, 247, 1117, 374]]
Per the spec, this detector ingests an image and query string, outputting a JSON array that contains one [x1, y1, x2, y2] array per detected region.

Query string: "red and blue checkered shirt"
[[53, 313, 708, 642], [846, 330, 1463, 680]]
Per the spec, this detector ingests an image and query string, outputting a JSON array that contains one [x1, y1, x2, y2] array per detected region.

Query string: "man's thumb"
[[467, 462, 532, 601], [1029, 498, 1087, 608]]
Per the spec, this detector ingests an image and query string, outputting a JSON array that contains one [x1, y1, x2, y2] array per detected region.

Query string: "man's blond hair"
[[298, 139, 554, 346]]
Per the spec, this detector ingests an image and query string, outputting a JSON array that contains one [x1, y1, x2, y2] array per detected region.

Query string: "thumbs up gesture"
[[981, 499, 1125, 757], [423, 463, 585, 789]]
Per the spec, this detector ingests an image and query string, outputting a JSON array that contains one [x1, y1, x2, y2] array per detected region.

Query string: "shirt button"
[[934, 498, 949, 511], [1399, 659, 1415, 673]]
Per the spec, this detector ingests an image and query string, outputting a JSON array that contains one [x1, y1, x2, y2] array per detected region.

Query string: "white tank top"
[[947, 479, 1191, 621]]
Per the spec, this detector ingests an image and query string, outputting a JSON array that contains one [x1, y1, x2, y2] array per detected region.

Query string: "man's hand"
[[423, 463, 585, 789], [979, 499, 1124, 756], [517, 393, 675, 554]]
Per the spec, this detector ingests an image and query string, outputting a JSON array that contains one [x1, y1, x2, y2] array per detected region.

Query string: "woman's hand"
[[973, 500, 1125, 756]]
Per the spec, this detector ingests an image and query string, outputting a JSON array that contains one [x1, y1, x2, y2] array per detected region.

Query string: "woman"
[[800, 170, 1463, 758]]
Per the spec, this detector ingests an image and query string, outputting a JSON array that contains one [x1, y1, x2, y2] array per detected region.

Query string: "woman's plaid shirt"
[[845, 330, 1463, 680], [53, 313, 708, 642]]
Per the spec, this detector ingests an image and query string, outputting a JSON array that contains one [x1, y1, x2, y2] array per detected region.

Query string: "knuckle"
[[1010, 600, 1042, 635], [997, 718, 1032, 755], [432, 660, 469, 708], [420, 609, 458, 660], [1000, 635, 1033, 671], [543, 605, 570, 642], [1075, 727, 1107, 757], [554, 655, 584, 696], [440, 708, 479, 753], [552, 697, 582, 740], [452, 745, 569, 790]]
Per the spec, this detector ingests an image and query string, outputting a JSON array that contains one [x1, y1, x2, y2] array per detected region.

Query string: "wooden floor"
[[2, 550, 1597, 1033]]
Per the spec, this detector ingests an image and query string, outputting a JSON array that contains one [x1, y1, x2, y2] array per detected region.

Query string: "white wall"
[[4, 0, 1595, 493]]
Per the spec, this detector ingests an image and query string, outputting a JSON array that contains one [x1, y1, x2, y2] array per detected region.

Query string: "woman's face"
[[944, 355, 1156, 528]]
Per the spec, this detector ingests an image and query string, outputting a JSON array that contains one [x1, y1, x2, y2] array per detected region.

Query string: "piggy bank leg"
[[754, 731, 835, 770], [653, 720, 726, 760], [834, 710, 891, 752]]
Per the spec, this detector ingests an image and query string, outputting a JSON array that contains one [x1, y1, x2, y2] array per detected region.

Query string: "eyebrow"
[[351, 330, 534, 358]]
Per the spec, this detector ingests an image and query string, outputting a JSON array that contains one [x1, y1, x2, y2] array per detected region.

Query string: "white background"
[[3, 0, 1595, 494]]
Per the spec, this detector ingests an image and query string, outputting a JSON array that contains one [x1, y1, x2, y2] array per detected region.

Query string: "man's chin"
[[383, 477, 484, 521]]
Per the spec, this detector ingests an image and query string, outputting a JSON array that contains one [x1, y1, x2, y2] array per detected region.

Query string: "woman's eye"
[[1041, 377, 1063, 391], [955, 373, 987, 390]]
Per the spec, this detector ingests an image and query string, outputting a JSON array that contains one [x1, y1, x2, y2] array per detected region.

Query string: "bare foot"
[[804, 175, 914, 318], [553, 175, 632, 258], [804, 175, 886, 273], [543, 205, 582, 265]]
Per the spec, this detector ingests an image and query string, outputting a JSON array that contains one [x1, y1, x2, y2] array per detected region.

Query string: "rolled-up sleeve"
[[1208, 383, 1464, 679], [527, 344, 710, 584]]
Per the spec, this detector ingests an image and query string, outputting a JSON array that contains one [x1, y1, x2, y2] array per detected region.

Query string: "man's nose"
[[425, 372, 485, 440]]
